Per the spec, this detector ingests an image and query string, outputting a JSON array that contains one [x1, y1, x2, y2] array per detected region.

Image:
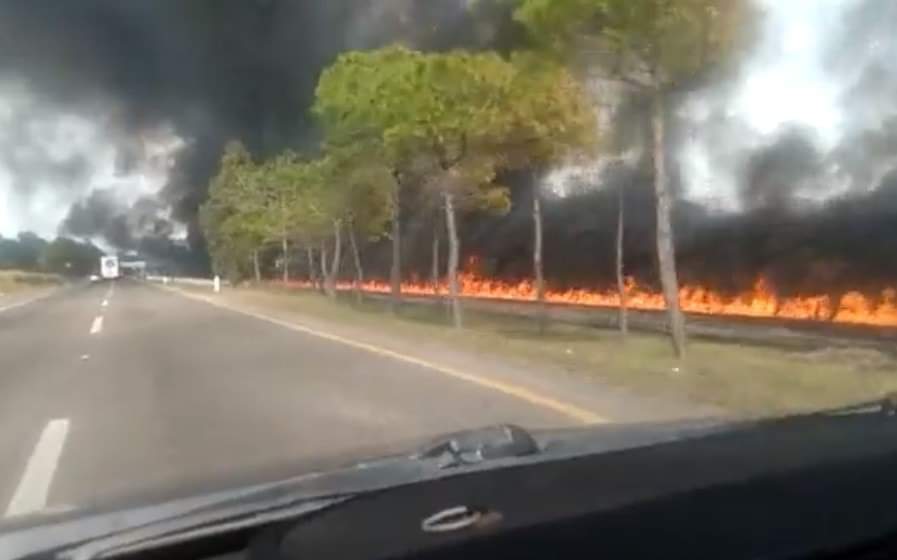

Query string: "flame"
[[288, 261, 897, 327]]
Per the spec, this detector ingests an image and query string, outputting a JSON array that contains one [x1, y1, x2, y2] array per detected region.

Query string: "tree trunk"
[[616, 178, 628, 339], [443, 192, 463, 329], [431, 216, 440, 296], [319, 240, 328, 294], [652, 87, 686, 358], [281, 235, 289, 283], [306, 246, 318, 289], [348, 221, 364, 304], [533, 192, 547, 334], [389, 181, 402, 311], [252, 249, 261, 284], [325, 221, 342, 299]]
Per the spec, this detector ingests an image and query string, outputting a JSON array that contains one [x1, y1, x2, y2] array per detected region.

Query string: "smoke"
[[742, 127, 825, 210], [0, 0, 505, 259], [61, 189, 175, 249], [2, 0, 896, 290], [679, 0, 897, 209], [445, 0, 897, 298]]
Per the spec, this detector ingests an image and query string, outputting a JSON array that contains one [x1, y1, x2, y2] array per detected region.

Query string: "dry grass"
[[0, 270, 62, 295], [197, 284, 897, 417]]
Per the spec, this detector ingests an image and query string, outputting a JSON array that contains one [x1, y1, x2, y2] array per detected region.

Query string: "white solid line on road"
[[166, 287, 608, 425], [0, 291, 55, 314], [90, 315, 103, 335], [5, 419, 70, 518]]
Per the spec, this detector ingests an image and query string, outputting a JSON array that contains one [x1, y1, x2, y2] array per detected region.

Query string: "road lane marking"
[[168, 288, 608, 425], [5, 419, 70, 518], [90, 315, 103, 335], [0, 291, 55, 314], [101, 299, 109, 307]]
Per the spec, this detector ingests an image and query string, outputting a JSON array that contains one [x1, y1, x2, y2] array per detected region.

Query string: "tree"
[[614, 163, 630, 339], [514, 0, 752, 357], [200, 142, 268, 283], [315, 46, 518, 326], [258, 151, 313, 285], [323, 141, 394, 303], [427, 155, 512, 327], [497, 52, 597, 331], [0, 232, 48, 271], [272, 157, 336, 295], [41, 237, 102, 276], [314, 48, 415, 310]]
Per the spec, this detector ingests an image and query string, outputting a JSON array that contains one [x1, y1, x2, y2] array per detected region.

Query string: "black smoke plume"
[[0, 0, 515, 267]]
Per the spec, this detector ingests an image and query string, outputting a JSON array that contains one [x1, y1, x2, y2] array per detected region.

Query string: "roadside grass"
[[200, 284, 897, 417], [0, 270, 61, 295]]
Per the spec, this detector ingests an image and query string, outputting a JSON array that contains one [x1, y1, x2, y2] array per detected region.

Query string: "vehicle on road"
[[7, 399, 897, 559], [100, 256, 119, 280]]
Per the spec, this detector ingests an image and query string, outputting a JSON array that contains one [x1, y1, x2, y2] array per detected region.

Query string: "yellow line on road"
[[166, 286, 608, 425]]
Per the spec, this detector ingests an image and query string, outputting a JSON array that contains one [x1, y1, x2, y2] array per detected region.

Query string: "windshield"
[[1, 0, 895, 526]]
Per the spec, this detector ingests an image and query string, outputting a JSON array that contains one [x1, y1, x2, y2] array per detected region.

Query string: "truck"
[[100, 256, 120, 280]]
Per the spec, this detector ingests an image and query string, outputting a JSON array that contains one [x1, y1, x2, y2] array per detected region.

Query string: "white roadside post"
[[213, 275, 221, 293]]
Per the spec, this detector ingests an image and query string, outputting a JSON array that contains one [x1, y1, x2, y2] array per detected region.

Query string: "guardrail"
[[146, 275, 228, 291]]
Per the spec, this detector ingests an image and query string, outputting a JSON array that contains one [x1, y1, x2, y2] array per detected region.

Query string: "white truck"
[[100, 256, 120, 280]]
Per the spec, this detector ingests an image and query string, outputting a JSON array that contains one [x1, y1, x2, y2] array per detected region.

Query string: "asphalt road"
[[0, 279, 572, 523]]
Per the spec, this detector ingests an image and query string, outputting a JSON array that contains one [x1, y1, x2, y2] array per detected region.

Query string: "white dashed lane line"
[[101, 299, 109, 307], [89, 315, 103, 335], [4, 419, 70, 518]]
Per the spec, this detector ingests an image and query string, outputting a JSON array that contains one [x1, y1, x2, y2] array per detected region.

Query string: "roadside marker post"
[[214, 275, 221, 293]]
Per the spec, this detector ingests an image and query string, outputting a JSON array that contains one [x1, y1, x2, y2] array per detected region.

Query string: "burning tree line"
[[200, 0, 751, 358]]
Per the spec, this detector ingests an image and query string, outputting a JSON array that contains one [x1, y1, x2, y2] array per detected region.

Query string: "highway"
[[0, 279, 587, 522]]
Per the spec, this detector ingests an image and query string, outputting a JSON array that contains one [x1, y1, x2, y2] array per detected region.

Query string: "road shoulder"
[[0, 287, 59, 313], [158, 283, 724, 424]]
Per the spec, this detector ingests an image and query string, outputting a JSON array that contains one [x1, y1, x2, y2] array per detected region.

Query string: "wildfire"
[[289, 268, 897, 328]]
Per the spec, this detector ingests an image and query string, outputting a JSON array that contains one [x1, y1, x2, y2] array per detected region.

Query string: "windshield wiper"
[[415, 424, 540, 468]]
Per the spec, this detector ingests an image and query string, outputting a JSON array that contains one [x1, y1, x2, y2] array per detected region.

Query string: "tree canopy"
[[514, 0, 752, 88], [203, 34, 598, 330]]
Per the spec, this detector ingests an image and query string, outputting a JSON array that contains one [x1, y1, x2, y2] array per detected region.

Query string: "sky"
[[0, 0, 889, 240], [679, 0, 849, 210], [0, 79, 186, 239]]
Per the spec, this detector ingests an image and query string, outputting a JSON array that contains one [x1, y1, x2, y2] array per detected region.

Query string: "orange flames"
[[289, 266, 897, 327]]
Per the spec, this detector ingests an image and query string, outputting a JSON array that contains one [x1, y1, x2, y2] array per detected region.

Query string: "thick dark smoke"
[[742, 127, 824, 210], [0, 0, 514, 268], [62, 190, 173, 249]]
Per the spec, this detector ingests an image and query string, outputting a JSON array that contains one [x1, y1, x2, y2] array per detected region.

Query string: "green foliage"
[[0, 232, 48, 271], [2, 231, 98, 277], [316, 44, 594, 210], [40, 237, 103, 276], [514, 0, 752, 87], [322, 140, 395, 240], [500, 51, 598, 168], [199, 141, 263, 280], [204, 41, 598, 283]]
